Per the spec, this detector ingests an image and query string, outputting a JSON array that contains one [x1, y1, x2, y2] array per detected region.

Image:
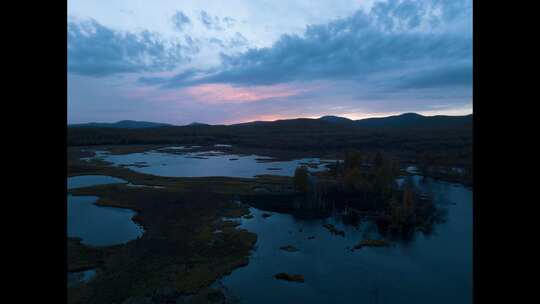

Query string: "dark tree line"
[[68, 121, 472, 168], [292, 150, 447, 238]]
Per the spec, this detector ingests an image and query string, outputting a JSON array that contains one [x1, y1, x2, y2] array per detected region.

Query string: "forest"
[[68, 117, 472, 169]]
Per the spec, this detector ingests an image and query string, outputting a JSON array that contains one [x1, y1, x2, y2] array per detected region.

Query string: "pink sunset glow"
[[182, 83, 309, 104], [223, 113, 320, 125]]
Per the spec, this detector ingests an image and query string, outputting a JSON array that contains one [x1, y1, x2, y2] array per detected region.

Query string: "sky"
[[68, 0, 472, 125]]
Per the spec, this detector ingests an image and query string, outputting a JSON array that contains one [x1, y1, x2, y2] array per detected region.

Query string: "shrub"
[[293, 166, 309, 193]]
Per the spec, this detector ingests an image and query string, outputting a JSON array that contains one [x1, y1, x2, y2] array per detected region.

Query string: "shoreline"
[[67, 145, 470, 303]]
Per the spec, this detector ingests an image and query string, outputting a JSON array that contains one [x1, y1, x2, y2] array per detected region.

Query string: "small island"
[[359, 239, 390, 247], [274, 273, 305, 283], [323, 223, 345, 237], [279, 245, 299, 252]]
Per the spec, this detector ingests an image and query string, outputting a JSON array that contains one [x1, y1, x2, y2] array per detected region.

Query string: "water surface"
[[68, 269, 96, 287], [219, 176, 472, 304], [68, 175, 127, 189], [88, 150, 331, 178], [67, 176, 144, 246]]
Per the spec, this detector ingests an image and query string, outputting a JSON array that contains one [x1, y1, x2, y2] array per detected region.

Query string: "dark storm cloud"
[[390, 62, 472, 90], [172, 10, 191, 31], [147, 0, 472, 91], [68, 18, 195, 77]]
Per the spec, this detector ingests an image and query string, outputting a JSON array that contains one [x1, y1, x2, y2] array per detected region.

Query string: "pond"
[[67, 175, 144, 246], [217, 175, 472, 304], [68, 269, 96, 287], [67, 175, 127, 189], [86, 149, 333, 178]]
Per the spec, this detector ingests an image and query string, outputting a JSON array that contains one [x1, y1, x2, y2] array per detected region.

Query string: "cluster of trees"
[[388, 177, 420, 232], [292, 166, 333, 216], [416, 150, 473, 185], [336, 151, 400, 211], [292, 150, 446, 237], [377, 175, 445, 238], [293, 166, 309, 193], [292, 150, 400, 213]]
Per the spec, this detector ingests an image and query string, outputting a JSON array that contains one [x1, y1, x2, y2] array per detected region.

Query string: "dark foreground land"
[[67, 114, 472, 303]]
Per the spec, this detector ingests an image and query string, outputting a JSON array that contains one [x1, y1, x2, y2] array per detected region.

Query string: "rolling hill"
[[353, 113, 472, 128], [69, 120, 173, 129]]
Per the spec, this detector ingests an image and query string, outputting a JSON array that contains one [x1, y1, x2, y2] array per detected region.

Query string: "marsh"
[[67, 145, 471, 304]]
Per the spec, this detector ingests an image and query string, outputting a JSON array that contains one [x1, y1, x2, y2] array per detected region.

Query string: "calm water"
[[68, 175, 127, 189], [88, 150, 331, 178], [67, 175, 144, 246], [68, 269, 96, 287], [71, 156, 471, 302], [219, 176, 472, 304]]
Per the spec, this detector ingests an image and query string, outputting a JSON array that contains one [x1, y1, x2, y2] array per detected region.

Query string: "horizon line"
[[68, 111, 473, 126]]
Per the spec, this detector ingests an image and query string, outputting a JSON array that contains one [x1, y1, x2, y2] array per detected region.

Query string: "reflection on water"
[[219, 176, 472, 304], [405, 166, 420, 174], [126, 183, 165, 189], [87, 150, 332, 178], [67, 176, 144, 246], [70, 153, 471, 302], [68, 269, 96, 287]]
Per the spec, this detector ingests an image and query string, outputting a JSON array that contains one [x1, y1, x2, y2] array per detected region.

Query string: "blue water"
[[69, 157, 472, 302], [67, 176, 144, 246], [219, 176, 472, 304], [68, 269, 96, 287], [88, 150, 331, 178], [68, 175, 127, 189]]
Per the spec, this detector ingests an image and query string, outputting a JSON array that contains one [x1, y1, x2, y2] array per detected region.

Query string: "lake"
[[67, 175, 144, 246], [67, 175, 127, 189], [86, 149, 332, 178], [217, 175, 472, 304], [70, 155, 472, 303], [68, 269, 96, 287]]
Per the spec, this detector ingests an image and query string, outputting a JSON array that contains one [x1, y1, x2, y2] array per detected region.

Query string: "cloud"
[[208, 37, 225, 48], [138, 68, 200, 86], [182, 83, 308, 104], [199, 11, 224, 30], [69, 0, 472, 125], [207, 32, 249, 51], [198, 11, 237, 31], [147, 0, 471, 92], [222, 17, 237, 28], [371, 0, 425, 30], [389, 61, 472, 90], [229, 32, 248, 48], [172, 10, 191, 31], [68, 18, 196, 77], [371, 0, 470, 31]]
